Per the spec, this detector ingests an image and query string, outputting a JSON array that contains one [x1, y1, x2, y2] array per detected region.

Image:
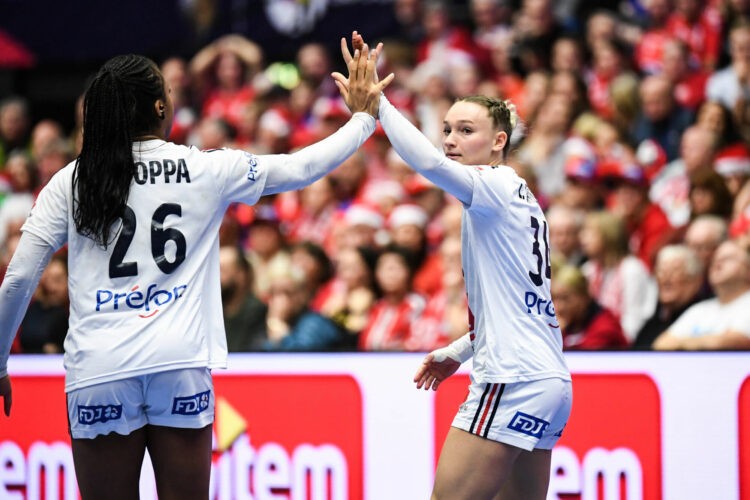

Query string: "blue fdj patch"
[[78, 404, 122, 425], [507, 411, 550, 438], [172, 390, 211, 415]]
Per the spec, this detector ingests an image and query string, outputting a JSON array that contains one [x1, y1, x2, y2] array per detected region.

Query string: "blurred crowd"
[[4, 0, 750, 354]]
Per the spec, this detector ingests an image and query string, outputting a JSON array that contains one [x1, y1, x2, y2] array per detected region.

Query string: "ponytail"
[[73, 54, 164, 247]]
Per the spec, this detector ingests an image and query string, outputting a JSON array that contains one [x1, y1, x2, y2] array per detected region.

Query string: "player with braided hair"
[[0, 47, 390, 498]]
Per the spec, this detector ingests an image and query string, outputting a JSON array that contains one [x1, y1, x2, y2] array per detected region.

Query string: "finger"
[[365, 48, 378, 84], [331, 72, 350, 89], [431, 378, 441, 391], [333, 80, 349, 102], [3, 395, 10, 417], [376, 72, 396, 92], [340, 37, 353, 66], [352, 31, 365, 52], [357, 44, 369, 81], [348, 49, 360, 83]]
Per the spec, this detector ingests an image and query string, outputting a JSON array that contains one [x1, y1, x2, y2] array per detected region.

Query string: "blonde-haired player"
[[337, 33, 571, 500]]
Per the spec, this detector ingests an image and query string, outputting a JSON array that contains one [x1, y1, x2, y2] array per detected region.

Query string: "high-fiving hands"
[[331, 31, 393, 118]]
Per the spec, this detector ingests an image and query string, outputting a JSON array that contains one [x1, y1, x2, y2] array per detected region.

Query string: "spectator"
[[587, 39, 630, 120], [36, 137, 73, 188], [416, 0, 479, 69], [549, 70, 590, 121], [688, 168, 734, 221], [161, 57, 197, 145], [245, 204, 291, 302], [334, 203, 385, 251], [296, 42, 337, 99], [318, 245, 378, 345], [653, 240, 750, 349], [193, 116, 234, 150], [633, 244, 705, 349], [219, 245, 267, 352], [580, 210, 658, 342], [633, 0, 675, 75], [695, 99, 745, 151], [512, 0, 562, 73], [190, 34, 265, 129], [661, 38, 710, 111], [286, 177, 338, 250], [551, 264, 628, 350], [609, 73, 641, 138], [290, 241, 334, 311], [547, 204, 586, 267], [29, 119, 65, 164], [359, 245, 426, 351], [387, 204, 440, 296], [632, 74, 695, 161], [650, 125, 719, 228], [665, 0, 723, 71], [18, 253, 68, 354], [0, 96, 31, 167], [551, 36, 586, 74], [515, 92, 574, 200], [705, 23, 750, 111], [686, 213, 729, 298], [608, 162, 675, 270], [263, 263, 343, 352], [409, 235, 468, 350], [557, 136, 605, 211], [3, 151, 38, 196]]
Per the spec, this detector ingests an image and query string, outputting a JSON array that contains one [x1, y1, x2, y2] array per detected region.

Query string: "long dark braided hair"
[[73, 54, 165, 247]]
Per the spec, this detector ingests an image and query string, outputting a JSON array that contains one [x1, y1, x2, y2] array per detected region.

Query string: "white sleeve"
[[378, 95, 474, 205], [261, 112, 376, 195], [0, 232, 56, 377]]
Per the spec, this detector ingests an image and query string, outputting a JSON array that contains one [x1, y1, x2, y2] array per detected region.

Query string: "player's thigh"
[[495, 448, 552, 500], [146, 423, 213, 500], [71, 427, 147, 500], [432, 427, 522, 500], [142, 368, 215, 499]]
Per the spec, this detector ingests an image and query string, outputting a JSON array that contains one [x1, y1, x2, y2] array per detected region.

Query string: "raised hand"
[[331, 34, 392, 117]]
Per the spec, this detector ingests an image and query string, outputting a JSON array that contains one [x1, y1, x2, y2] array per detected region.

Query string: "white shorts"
[[67, 368, 214, 439], [452, 377, 572, 451]]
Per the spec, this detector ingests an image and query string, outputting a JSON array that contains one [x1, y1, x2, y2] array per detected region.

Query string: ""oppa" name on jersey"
[[95, 283, 188, 317]]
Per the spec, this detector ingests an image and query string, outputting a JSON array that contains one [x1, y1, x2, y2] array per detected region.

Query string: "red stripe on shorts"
[[475, 383, 499, 436]]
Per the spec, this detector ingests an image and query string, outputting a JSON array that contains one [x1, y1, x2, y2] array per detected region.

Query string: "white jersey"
[[22, 141, 268, 391], [378, 96, 570, 384], [0, 113, 375, 385], [461, 165, 570, 383]]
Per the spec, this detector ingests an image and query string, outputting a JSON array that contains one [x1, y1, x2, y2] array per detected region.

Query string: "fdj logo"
[[172, 390, 211, 415], [78, 404, 122, 425], [508, 411, 549, 438]]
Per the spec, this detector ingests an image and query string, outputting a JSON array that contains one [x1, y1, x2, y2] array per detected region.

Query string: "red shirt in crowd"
[[562, 303, 628, 350], [358, 293, 425, 351]]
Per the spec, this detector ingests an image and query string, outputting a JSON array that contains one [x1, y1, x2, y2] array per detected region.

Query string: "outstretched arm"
[[339, 32, 474, 205], [378, 96, 474, 205], [262, 43, 393, 195], [0, 231, 57, 416]]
